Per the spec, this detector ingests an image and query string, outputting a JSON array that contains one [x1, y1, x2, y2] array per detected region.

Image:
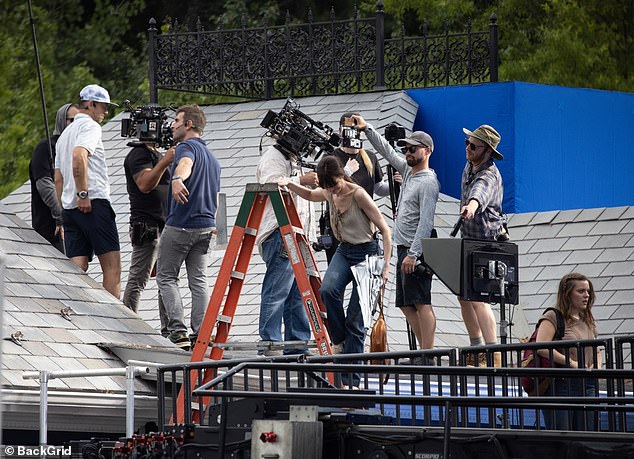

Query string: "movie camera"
[[261, 98, 341, 167], [120, 100, 174, 148], [384, 122, 406, 142]]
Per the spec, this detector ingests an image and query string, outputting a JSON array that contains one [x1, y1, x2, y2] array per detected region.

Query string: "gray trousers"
[[122, 233, 168, 336], [157, 225, 214, 335]]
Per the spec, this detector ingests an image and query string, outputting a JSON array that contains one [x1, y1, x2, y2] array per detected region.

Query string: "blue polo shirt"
[[166, 137, 221, 228]]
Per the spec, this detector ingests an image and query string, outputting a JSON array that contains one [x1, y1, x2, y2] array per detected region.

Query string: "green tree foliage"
[[0, 0, 146, 198], [0, 0, 631, 199], [372, 0, 633, 92]]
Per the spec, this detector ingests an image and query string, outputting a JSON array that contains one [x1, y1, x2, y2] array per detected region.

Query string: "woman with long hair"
[[279, 155, 392, 388], [536, 272, 601, 430]]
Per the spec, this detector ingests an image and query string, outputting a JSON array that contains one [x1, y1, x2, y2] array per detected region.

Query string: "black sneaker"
[[168, 331, 191, 351]]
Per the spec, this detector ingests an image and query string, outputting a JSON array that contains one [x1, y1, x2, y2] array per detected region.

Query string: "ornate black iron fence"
[[148, 3, 498, 103]]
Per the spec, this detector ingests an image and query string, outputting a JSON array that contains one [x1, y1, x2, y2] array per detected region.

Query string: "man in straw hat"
[[459, 124, 506, 367]]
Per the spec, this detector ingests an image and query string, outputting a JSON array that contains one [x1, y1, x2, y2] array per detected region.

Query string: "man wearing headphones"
[[55, 84, 121, 298]]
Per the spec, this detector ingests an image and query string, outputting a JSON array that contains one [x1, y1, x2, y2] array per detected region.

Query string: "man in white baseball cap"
[[79, 84, 119, 107], [54, 84, 121, 298]]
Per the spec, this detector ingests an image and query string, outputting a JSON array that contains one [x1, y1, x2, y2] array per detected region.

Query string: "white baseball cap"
[[79, 84, 118, 106]]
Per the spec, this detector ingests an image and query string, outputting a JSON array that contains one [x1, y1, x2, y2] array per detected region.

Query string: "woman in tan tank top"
[[536, 272, 600, 430], [280, 156, 392, 388]]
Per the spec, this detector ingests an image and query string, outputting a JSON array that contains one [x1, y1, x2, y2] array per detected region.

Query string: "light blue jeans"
[[157, 225, 214, 336], [320, 240, 379, 386], [259, 229, 311, 351]]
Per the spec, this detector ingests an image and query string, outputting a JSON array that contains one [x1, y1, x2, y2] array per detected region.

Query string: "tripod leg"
[[407, 322, 417, 350]]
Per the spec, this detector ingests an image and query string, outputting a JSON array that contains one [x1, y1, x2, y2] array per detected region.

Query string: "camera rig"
[[260, 98, 341, 167], [120, 100, 174, 149]]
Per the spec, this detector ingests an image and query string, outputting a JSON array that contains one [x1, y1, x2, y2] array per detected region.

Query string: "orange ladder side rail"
[[272, 189, 333, 358], [173, 186, 268, 423]]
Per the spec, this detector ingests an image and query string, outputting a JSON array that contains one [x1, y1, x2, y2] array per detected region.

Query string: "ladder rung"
[[217, 314, 232, 323], [230, 271, 245, 280], [306, 269, 319, 277], [244, 227, 258, 236], [290, 225, 305, 235]]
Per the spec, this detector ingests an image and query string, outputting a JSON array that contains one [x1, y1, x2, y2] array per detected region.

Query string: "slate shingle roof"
[[2, 90, 633, 386]]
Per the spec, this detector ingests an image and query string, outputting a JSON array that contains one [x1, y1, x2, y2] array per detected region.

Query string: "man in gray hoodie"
[[29, 103, 79, 252], [352, 115, 440, 352]]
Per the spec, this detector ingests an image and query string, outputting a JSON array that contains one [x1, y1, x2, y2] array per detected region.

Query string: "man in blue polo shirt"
[[156, 104, 221, 350]]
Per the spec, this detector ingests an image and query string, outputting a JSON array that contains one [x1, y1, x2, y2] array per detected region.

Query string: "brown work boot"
[[466, 353, 487, 367]]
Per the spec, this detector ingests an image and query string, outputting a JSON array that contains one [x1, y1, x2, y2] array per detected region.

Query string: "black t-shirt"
[[124, 146, 170, 227], [330, 148, 384, 197], [29, 137, 58, 243]]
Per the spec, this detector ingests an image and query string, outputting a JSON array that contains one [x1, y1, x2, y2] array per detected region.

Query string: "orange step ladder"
[[173, 183, 333, 423]]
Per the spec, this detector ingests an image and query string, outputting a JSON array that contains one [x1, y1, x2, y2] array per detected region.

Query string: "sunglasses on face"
[[465, 139, 486, 151], [401, 145, 426, 154]]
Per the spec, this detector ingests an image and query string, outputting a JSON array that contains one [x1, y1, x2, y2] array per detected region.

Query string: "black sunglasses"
[[465, 139, 486, 151], [401, 145, 427, 154]]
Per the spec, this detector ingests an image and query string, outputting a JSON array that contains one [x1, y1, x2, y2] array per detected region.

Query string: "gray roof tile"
[[563, 249, 603, 265], [575, 208, 605, 222], [557, 221, 598, 238], [589, 220, 628, 235], [1, 91, 634, 418], [595, 248, 633, 263], [598, 206, 628, 221], [528, 210, 559, 225], [560, 236, 601, 251], [593, 234, 633, 249]]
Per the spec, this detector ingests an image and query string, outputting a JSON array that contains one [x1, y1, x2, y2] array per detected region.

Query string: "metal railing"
[[147, 3, 498, 102], [22, 365, 150, 445], [155, 336, 634, 437]]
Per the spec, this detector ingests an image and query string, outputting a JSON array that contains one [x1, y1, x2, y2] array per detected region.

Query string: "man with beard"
[[156, 104, 221, 350], [458, 125, 505, 367], [351, 115, 440, 354]]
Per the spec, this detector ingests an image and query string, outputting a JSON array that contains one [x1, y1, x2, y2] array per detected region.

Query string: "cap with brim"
[[79, 84, 119, 107], [396, 131, 434, 152], [463, 125, 503, 160]]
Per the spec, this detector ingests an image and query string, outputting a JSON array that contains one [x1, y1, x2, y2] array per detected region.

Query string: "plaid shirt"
[[460, 159, 504, 240]]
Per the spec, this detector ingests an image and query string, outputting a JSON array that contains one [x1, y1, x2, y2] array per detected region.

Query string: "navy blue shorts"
[[395, 245, 432, 307], [63, 199, 120, 259]]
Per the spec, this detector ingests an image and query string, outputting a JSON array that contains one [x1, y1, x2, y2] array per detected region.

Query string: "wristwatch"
[[76, 190, 89, 199], [171, 176, 183, 182]]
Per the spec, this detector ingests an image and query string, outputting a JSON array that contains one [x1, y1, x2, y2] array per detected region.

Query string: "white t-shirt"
[[255, 145, 315, 251], [55, 113, 110, 209]]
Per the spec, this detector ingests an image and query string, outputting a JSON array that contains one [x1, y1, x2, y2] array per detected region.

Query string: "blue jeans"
[[259, 230, 311, 350], [320, 240, 379, 386], [157, 225, 214, 335], [543, 377, 597, 431]]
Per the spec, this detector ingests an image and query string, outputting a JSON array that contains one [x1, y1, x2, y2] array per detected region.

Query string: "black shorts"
[[395, 245, 432, 307], [63, 199, 120, 259]]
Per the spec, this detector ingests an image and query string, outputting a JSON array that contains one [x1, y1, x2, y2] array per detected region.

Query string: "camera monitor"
[[421, 238, 519, 304]]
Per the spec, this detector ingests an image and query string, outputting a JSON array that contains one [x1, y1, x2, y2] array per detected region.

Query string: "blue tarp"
[[406, 82, 634, 214]]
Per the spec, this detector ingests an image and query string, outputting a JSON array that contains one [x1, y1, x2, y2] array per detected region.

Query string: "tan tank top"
[[328, 185, 375, 244]]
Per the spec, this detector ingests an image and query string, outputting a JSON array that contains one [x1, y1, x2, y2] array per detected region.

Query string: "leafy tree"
[[1, 0, 631, 199]]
